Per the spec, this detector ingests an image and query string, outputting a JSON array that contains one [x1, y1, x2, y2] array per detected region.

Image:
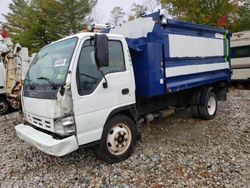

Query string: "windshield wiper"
[[37, 76, 57, 89], [24, 78, 35, 90]]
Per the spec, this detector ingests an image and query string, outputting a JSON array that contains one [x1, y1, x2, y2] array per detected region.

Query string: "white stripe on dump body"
[[168, 34, 225, 58], [165, 62, 230, 78]]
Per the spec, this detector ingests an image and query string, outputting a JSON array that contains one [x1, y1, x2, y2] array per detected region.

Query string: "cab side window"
[[77, 39, 126, 96], [101, 41, 125, 74], [77, 40, 102, 95]]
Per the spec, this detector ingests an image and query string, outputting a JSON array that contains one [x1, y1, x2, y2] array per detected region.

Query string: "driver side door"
[[72, 37, 135, 145]]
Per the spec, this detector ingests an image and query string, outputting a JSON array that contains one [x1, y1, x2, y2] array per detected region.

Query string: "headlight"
[[54, 115, 76, 136]]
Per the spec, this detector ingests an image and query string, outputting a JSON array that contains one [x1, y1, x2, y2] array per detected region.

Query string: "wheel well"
[[213, 83, 229, 101], [107, 105, 137, 124], [190, 87, 214, 105], [114, 110, 135, 122], [104, 106, 140, 143], [190, 81, 229, 105]]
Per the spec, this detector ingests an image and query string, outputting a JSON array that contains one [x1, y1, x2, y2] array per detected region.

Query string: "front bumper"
[[15, 124, 79, 156]]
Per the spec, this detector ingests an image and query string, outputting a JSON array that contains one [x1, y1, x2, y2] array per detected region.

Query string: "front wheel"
[[95, 114, 137, 163]]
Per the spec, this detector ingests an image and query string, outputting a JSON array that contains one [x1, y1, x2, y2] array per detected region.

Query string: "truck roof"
[[39, 32, 124, 51], [47, 32, 123, 48], [68, 32, 123, 40]]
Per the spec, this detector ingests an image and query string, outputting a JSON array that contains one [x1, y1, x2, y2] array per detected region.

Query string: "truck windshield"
[[26, 37, 78, 86]]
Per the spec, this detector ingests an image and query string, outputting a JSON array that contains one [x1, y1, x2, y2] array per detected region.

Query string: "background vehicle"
[[0, 28, 31, 115], [0, 59, 10, 115], [231, 30, 250, 82], [15, 11, 231, 163]]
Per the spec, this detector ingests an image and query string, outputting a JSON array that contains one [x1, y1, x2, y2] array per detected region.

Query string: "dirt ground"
[[0, 89, 249, 187]]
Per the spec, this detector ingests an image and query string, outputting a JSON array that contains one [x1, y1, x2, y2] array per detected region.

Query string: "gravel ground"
[[0, 89, 250, 187]]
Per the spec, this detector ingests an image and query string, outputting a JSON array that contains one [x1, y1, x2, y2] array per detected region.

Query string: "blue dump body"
[[108, 11, 231, 97]]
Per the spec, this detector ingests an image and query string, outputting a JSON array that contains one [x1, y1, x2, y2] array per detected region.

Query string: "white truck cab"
[[16, 33, 137, 163]]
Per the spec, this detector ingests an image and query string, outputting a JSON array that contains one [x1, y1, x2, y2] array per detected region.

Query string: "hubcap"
[[107, 123, 132, 156], [207, 96, 216, 115], [0, 101, 8, 114]]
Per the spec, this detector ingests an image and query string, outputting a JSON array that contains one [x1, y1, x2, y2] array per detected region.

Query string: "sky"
[[94, 0, 145, 23], [0, 0, 12, 22], [0, 0, 150, 24]]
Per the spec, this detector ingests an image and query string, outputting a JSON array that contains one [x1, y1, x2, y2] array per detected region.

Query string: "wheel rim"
[[0, 101, 8, 114], [207, 96, 216, 116], [106, 123, 132, 156]]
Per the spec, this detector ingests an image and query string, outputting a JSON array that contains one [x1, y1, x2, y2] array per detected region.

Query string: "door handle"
[[122, 88, 129, 95]]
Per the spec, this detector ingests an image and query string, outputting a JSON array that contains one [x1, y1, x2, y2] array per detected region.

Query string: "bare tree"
[[92, 8, 105, 23], [128, 3, 149, 21], [110, 6, 126, 26], [144, 0, 161, 12]]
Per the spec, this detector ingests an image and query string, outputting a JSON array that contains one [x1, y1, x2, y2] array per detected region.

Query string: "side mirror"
[[94, 34, 109, 68]]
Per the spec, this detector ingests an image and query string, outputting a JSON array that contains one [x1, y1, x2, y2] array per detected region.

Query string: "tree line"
[[110, 0, 250, 31], [4, 0, 96, 53], [161, 0, 250, 32], [2, 0, 250, 53]]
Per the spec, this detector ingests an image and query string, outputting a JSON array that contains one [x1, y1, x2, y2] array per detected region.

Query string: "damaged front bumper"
[[15, 124, 79, 156]]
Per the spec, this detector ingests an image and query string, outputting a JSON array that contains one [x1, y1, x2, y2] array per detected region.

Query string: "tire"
[[95, 114, 137, 163], [191, 105, 200, 118], [198, 90, 217, 120], [0, 97, 11, 115]]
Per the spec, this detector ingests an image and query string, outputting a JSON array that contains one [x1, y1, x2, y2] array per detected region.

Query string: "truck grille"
[[26, 113, 54, 132]]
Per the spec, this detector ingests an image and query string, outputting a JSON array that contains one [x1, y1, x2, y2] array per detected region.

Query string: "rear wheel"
[[95, 114, 137, 163], [198, 90, 217, 120], [0, 97, 11, 115]]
